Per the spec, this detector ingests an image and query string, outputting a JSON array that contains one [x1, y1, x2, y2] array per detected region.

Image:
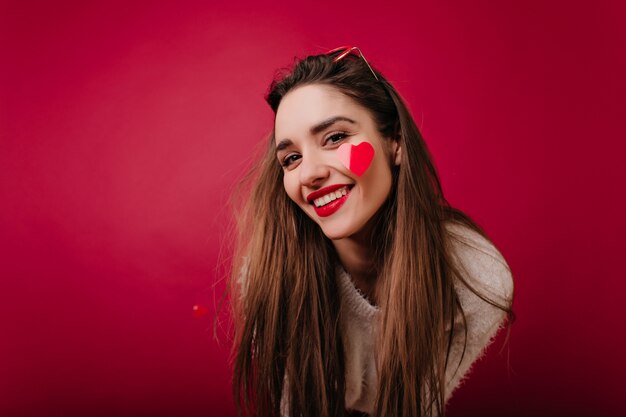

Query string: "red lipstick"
[[306, 184, 352, 202], [306, 184, 353, 218]]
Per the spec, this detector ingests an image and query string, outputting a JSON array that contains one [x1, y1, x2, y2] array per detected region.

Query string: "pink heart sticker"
[[337, 141, 375, 177]]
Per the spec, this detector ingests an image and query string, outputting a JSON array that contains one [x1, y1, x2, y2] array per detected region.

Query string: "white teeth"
[[312, 186, 351, 208]]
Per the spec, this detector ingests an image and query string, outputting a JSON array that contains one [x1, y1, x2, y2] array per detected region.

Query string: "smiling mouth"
[[309, 185, 353, 218], [309, 185, 353, 207]]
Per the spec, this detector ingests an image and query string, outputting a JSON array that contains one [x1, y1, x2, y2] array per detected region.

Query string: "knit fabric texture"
[[333, 221, 514, 414], [246, 222, 515, 416]]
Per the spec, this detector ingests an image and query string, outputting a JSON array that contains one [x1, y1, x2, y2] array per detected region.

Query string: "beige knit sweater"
[[331, 222, 514, 414], [273, 222, 514, 415]]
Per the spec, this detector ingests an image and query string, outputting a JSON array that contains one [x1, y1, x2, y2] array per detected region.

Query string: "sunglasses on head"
[[325, 45, 380, 81]]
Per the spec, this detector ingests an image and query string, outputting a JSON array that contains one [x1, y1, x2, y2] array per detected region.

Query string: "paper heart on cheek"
[[337, 141, 375, 177]]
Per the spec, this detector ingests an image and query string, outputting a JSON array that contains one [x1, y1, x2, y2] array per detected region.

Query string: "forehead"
[[274, 84, 372, 141]]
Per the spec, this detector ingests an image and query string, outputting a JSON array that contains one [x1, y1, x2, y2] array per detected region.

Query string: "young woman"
[[228, 46, 515, 417]]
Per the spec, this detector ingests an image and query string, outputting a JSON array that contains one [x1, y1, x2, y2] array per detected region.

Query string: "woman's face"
[[274, 84, 400, 240]]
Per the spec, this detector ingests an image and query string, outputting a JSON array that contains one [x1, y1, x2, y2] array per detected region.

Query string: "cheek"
[[337, 141, 375, 177], [360, 154, 393, 201], [283, 175, 301, 204]]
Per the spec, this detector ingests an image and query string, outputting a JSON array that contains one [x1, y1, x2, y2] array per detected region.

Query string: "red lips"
[[306, 183, 352, 203]]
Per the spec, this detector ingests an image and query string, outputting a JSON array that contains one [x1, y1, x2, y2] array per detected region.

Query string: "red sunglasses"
[[325, 45, 380, 81]]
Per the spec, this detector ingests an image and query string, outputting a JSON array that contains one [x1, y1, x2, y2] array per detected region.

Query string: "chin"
[[318, 222, 360, 241], [322, 229, 350, 241]]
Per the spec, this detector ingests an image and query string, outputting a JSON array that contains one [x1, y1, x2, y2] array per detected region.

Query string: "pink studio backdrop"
[[1, 1, 624, 416]]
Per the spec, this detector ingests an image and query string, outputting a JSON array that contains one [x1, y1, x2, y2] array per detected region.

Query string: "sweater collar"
[[336, 264, 380, 320]]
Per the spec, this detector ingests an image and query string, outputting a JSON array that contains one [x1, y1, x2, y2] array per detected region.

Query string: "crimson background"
[[1, 1, 624, 416]]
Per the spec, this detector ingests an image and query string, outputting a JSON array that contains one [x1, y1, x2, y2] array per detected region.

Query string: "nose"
[[298, 149, 330, 189]]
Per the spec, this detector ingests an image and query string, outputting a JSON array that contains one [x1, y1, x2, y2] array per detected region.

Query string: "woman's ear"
[[391, 139, 402, 166]]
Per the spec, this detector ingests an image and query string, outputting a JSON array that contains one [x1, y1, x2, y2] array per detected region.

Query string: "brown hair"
[[227, 50, 515, 417]]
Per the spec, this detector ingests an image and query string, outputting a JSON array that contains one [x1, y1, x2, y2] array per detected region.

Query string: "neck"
[[332, 221, 379, 304]]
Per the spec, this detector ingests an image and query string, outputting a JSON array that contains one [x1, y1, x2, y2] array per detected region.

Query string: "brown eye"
[[326, 132, 348, 145], [281, 154, 301, 167]]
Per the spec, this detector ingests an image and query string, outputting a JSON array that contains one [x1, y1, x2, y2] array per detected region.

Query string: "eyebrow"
[[275, 116, 357, 152]]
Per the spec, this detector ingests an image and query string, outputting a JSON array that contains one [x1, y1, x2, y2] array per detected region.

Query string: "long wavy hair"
[[227, 50, 515, 417]]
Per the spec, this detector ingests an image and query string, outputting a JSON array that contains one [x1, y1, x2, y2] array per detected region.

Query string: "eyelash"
[[326, 132, 348, 145], [280, 132, 349, 168]]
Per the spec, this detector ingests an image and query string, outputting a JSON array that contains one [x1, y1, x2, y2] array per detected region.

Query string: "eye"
[[325, 132, 348, 145], [281, 153, 301, 168]]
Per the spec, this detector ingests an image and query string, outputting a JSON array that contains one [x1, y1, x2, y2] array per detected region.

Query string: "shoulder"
[[444, 221, 514, 307], [233, 255, 251, 301], [442, 221, 515, 401]]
